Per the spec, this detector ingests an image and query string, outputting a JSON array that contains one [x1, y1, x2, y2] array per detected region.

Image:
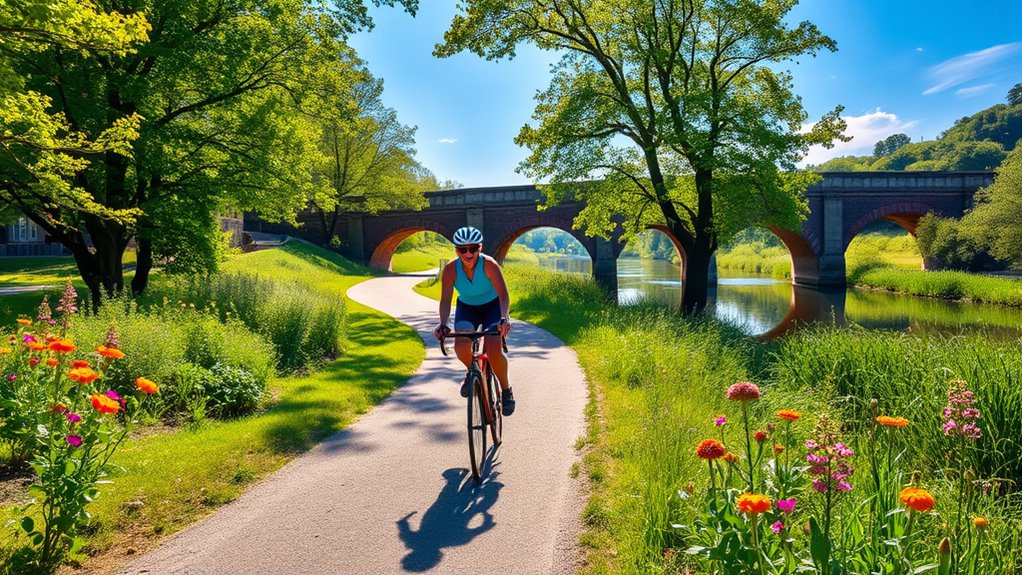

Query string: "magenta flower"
[[23, 333, 36, 343], [771, 521, 784, 534], [66, 413, 82, 423], [105, 390, 122, 402], [66, 435, 82, 447], [714, 416, 727, 426], [777, 498, 797, 514], [726, 382, 762, 401], [943, 379, 982, 440]]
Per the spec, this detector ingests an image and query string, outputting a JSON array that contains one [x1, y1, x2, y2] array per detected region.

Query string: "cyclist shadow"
[[396, 466, 504, 572]]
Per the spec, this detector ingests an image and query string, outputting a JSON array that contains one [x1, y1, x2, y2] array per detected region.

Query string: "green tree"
[[961, 148, 1022, 266], [1009, 82, 1022, 107], [873, 133, 911, 157], [306, 65, 429, 243], [3, 0, 417, 306], [812, 155, 874, 172], [436, 0, 846, 312]]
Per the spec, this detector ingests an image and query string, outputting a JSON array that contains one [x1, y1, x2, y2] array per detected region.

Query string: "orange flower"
[[16, 319, 31, 326], [90, 393, 120, 414], [777, 410, 801, 421], [773, 444, 785, 454], [876, 415, 910, 427], [736, 493, 772, 514], [723, 452, 739, 463], [68, 367, 99, 384], [973, 516, 989, 530], [47, 339, 76, 353], [135, 377, 159, 394], [71, 360, 90, 369], [96, 345, 125, 359], [26, 341, 46, 351], [695, 439, 727, 460], [46, 358, 59, 367], [0, 347, 11, 354], [899, 487, 936, 513]]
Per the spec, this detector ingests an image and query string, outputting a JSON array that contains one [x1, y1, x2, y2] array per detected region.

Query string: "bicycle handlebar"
[[438, 329, 508, 356]]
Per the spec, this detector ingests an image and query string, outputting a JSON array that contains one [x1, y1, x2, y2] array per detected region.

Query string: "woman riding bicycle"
[[432, 226, 515, 416]]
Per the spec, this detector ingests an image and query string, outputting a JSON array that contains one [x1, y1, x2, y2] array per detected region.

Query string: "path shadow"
[[396, 467, 503, 572]]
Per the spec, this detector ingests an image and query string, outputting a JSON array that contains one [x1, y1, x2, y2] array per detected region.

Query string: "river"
[[535, 256, 1022, 338]]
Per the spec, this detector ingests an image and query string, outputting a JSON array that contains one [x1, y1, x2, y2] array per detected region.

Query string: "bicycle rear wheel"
[[487, 369, 502, 446], [466, 370, 487, 480]]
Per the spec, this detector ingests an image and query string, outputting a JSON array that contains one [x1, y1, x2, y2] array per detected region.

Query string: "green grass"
[[0, 251, 137, 287], [849, 264, 1022, 306], [0, 241, 422, 572], [390, 244, 450, 273]]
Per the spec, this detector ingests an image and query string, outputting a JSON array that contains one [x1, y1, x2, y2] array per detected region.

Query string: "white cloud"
[[916, 47, 924, 53], [799, 109, 918, 167], [437, 137, 458, 144], [955, 83, 996, 97], [923, 42, 1022, 95]]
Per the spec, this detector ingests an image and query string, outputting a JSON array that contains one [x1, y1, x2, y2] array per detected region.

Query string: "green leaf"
[[20, 517, 34, 533], [809, 516, 831, 569]]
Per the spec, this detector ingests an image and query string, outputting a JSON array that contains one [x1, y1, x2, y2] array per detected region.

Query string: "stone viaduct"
[[246, 171, 995, 297]]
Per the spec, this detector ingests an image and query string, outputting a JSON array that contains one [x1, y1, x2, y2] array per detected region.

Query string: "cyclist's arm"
[[484, 257, 511, 321], [438, 262, 456, 328]]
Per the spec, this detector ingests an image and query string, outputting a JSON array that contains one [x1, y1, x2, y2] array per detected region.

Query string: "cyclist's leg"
[[479, 300, 510, 391], [452, 299, 480, 369]]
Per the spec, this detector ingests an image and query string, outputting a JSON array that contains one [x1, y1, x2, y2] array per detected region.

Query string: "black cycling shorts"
[[454, 297, 501, 331]]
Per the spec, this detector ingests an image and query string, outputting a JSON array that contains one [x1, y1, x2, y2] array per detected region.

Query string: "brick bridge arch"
[[246, 172, 994, 295]]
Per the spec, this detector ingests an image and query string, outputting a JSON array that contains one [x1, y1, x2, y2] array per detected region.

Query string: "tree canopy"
[[873, 133, 911, 157], [960, 147, 1022, 266], [436, 0, 845, 312], [1, 0, 418, 304]]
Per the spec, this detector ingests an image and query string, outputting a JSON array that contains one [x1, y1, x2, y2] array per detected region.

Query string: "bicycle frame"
[[440, 330, 504, 426]]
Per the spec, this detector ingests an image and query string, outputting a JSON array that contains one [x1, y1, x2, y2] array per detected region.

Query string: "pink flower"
[[714, 416, 727, 426], [66, 413, 82, 423], [777, 498, 797, 514], [812, 479, 828, 493], [726, 382, 762, 401], [771, 521, 784, 534], [836, 481, 853, 492], [66, 435, 82, 447]]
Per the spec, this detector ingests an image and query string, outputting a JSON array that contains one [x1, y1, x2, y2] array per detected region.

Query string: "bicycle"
[[439, 329, 507, 480]]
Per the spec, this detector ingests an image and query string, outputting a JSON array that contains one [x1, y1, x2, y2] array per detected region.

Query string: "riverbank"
[[849, 263, 1022, 306], [412, 262, 1022, 573]]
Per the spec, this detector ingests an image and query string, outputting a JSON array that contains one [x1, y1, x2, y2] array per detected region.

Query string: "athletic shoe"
[[501, 388, 516, 416], [460, 375, 472, 398]]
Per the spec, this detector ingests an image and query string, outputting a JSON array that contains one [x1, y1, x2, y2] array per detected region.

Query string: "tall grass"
[[148, 272, 345, 373], [849, 265, 1022, 306]]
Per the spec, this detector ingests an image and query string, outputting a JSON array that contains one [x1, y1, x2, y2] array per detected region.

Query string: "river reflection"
[[532, 256, 1022, 339]]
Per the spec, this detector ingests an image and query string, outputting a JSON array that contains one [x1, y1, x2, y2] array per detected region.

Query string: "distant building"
[[0, 216, 66, 256]]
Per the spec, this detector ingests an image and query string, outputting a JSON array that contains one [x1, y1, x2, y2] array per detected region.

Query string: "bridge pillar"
[[592, 237, 618, 298], [816, 197, 847, 288], [344, 215, 367, 264], [466, 208, 485, 232]]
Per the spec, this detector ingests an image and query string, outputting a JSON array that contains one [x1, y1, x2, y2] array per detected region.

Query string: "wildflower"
[[754, 431, 767, 443], [90, 393, 120, 414], [0, 347, 11, 354], [66, 413, 82, 423], [29, 358, 40, 367], [7, 374, 15, 381], [96, 345, 125, 359], [49, 404, 68, 414], [68, 367, 100, 384], [777, 409, 800, 421], [973, 516, 989, 530], [56, 281, 78, 316], [773, 444, 785, 454], [684, 482, 695, 494], [771, 521, 784, 534], [776, 498, 797, 514], [942, 378, 982, 440], [805, 415, 854, 493], [103, 322, 120, 349], [875, 415, 910, 427], [36, 296, 54, 325], [714, 415, 727, 426], [66, 435, 83, 448], [26, 341, 46, 351], [47, 339, 76, 353], [71, 360, 90, 369], [726, 382, 761, 401], [135, 377, 159, 394], [105, 390, 123, 404], [736, 493, 771, 514], [46, 358, 58, 367], [22, 333, 36, 343], [899, 487, 936, 513], [16, 318, 31, 326], [723, 452, 739, 463], [695, 439, 727, 460]]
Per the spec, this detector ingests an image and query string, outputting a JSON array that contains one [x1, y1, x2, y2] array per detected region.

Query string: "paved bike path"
[[119, 273, 588, 575]]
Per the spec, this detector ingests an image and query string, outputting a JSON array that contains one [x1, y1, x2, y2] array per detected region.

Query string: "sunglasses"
[[456, 244, 481, 255]]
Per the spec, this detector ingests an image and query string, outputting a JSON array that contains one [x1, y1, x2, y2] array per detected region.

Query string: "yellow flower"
[[736, 493, 771, 514], [16, 318, 31, 326], [973, 516, 989, 530]]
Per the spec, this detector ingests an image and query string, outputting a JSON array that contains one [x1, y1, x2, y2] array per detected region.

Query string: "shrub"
[[201, 363, 264, 417]]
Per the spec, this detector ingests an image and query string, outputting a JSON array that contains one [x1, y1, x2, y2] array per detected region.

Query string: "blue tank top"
[[454, 259, 498, 305]]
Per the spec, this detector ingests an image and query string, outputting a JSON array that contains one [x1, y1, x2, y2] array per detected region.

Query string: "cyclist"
[[432, 226, 515, 416]]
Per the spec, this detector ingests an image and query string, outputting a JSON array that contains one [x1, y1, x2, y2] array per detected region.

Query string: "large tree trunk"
[[681, 242, 714, 314], [131, 236, 154, 295]]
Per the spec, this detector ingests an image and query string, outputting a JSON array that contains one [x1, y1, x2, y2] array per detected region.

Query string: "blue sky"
[[349, 1, 1022, 187]]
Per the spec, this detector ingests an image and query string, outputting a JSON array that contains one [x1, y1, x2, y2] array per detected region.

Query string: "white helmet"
[[452, 226, 483, 246]]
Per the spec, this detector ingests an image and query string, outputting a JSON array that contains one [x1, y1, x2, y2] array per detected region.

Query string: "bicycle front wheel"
[[466, 370, 487, 480]]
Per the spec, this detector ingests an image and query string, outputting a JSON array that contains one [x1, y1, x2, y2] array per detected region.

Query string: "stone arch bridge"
[[247, 171, 994, 296]]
